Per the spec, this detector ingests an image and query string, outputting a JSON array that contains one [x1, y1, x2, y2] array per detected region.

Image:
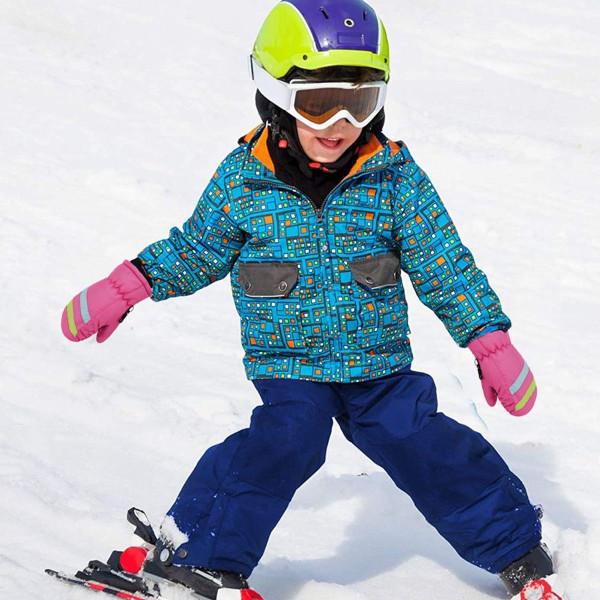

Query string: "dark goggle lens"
[[294, 86, 381, 125]]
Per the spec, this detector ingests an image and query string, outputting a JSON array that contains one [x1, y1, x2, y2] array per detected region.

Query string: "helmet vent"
[[363, 10, 368, 21], [319, 7, 330, 19]]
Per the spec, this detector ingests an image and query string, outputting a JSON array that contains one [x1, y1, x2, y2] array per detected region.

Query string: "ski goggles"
[[249, 56, 387, 130]]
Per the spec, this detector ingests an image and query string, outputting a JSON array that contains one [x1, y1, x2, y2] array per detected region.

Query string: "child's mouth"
[[317, 137, 342, 150]]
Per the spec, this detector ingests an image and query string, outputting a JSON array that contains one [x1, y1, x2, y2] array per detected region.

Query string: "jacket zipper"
[[315, 164, 395, 360]]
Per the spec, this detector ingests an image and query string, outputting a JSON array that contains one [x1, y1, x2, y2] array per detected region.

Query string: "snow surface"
[[1, 0, 599, 598]]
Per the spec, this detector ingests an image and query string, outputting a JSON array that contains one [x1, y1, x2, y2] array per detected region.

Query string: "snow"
[[0, 0, 599, 598], [160, 516, 189, 550]]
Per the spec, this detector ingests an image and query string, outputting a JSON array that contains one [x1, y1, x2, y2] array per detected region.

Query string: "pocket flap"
[[238, 262, 299, 298], [348, 253, 400, 289]]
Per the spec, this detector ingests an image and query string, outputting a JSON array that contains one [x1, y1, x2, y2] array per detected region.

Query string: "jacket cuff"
[[131, 257, 154, 288]]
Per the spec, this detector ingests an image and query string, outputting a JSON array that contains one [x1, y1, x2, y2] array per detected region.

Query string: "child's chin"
[[314, 156, 341, 163], [309, 149, 345, 163]]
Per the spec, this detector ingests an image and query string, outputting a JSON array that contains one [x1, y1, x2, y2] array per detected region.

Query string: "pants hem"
[[487, 534, 543, 574]]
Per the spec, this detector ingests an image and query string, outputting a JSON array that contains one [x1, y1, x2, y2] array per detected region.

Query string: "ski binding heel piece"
[[512, 574, 566, 600], [217, 590, 265, 600]]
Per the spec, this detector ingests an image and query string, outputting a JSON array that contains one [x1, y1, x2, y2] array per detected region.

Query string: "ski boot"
[[142, 538, 264, 600], [499, 544, 565, 599]]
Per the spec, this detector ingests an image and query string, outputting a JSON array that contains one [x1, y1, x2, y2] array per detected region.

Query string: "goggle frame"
[[248, 56, 387, 131]]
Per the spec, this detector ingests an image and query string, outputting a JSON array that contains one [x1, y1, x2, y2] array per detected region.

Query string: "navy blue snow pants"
[[166, 368, 541, 577]]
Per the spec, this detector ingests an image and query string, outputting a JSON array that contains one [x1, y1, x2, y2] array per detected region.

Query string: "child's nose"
[[330, 118, 352, 132]]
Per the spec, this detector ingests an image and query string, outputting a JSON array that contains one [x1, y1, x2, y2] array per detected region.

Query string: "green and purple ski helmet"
[[252, 0, 390, 81]]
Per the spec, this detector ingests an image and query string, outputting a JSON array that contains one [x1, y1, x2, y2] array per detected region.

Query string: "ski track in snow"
[[1, 1, 599, 599]]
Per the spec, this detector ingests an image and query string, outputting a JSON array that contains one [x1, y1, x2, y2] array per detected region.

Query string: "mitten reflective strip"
[[515, 378, 537, 412], [509, 361, 537, 413], [79, 287, 91, 323], [66, 288, 92, 337], [66, 300, 78, 337], [510, 362, 531, 394]]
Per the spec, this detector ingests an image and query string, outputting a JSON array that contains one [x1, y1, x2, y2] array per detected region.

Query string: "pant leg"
[[165, 379, 340, 577], [335, 368, 541, 573]]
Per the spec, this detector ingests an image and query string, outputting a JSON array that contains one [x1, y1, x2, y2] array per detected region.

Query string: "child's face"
[[296, 118, 363, 164]]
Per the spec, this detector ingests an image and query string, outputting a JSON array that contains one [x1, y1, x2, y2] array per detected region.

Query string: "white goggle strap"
[[249, 56, 293, 114]]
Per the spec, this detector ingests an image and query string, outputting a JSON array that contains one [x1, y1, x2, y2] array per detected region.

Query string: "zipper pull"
[[475, 359, 483, 380], [119, 306, 134, 323]]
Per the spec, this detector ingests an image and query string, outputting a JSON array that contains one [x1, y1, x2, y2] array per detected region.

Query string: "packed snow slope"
[[1, 1, 599, 598]]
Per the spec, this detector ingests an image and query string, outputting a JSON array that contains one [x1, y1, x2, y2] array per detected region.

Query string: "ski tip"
[[45, 569, 69, 581]]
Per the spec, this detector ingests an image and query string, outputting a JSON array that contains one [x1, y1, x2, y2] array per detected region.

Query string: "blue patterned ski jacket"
[[137, 125, 510, 382]]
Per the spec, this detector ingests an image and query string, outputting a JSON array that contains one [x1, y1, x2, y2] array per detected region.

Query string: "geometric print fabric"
[[137, 125, 510, 382]]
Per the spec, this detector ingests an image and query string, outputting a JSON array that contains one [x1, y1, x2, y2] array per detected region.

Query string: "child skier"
[[61, 1, 563, 599]]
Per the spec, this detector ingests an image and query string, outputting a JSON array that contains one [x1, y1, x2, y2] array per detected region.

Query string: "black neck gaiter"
[[266, 111, 364, 210]]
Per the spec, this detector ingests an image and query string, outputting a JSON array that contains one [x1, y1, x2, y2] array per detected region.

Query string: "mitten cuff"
[[468, 330, 512, 360], [108, 260, 153, 305]]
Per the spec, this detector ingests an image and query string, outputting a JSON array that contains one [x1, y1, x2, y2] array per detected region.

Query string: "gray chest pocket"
[[238, 262, 299, 298], [348, 253, 400, 290]]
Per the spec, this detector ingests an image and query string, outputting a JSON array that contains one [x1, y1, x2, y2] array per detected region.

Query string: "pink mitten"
[[62, 261, 152, 343], [468, 330, 537, 417]]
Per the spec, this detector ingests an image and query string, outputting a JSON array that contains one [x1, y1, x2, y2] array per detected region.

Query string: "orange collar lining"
[[249, 127, 275, 174], [243, 126, 396, 178]]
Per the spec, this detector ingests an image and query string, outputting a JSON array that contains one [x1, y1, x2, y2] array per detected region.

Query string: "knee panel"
[[233, 401, 333, 499]]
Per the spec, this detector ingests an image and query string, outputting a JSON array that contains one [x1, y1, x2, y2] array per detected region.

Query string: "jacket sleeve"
[[393, 162, 511, 347], [136, 163, 245, 301]]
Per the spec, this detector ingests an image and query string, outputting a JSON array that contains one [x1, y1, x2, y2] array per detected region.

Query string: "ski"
[[45, 508, 263, 600], [45, 568, 161, 599]]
